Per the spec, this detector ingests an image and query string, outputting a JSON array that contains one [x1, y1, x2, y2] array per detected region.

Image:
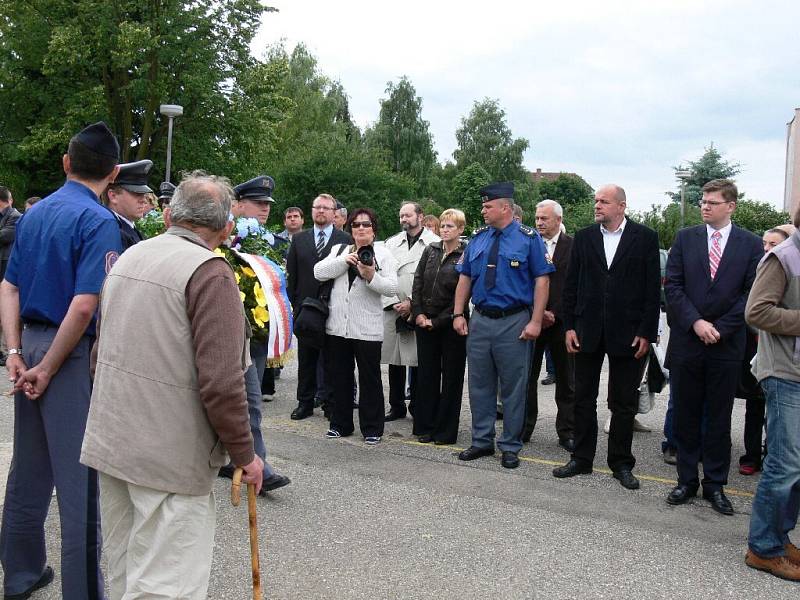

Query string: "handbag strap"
[[317, 243, 348, 302]]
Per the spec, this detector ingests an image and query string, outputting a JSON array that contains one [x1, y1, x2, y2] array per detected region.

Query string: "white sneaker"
[[603, 417, 611, 434], [365, 436, 381, 445]]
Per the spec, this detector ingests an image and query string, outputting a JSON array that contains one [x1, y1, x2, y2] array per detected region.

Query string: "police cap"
[[479, 181, 514, 202], [74, 121, 120, 160], [158, 181, 176, 203], [113, 160, 153, 194], [234, 175, 275, 203]]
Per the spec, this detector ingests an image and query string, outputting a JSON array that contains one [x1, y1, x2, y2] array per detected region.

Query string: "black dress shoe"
[[458, 446, 495, 461], [260, 474, 291, 495], [703, 489, 734, 515], [666, 484, 698, 505], [552, 459, 592, 478], [613, 469, 640, 490], [433, 439, 456, 445], [4, 566, 54, 599], [417, 434, 432, 443], [540, 374, 556, 385], [501, 451, 520, 469], [558, 437, 576, 452], [290, 405, 314, 420], [384, 409, 407, 421]]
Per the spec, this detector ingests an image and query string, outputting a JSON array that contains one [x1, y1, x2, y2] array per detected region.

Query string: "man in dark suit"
[[664, 178, 763, 515], [286, 193, 352, 420], [105, 160, 152, 251], [0, 185, 21, 281], [553, 184, 661, 490], [523, 199, 575, 450]]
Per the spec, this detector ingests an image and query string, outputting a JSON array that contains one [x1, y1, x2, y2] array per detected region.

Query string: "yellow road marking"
[[400, 440, 755, 499]]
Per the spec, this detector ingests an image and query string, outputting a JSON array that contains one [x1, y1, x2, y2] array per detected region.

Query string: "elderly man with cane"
[[81, 171, 263, 599]]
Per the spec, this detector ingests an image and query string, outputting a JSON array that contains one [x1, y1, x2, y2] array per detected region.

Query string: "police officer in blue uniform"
[[452, 182, 554, 469], [0, 122, 122, 599], [217, 175, 291, 494], [105, 159, 153, 251], [158, 181, 175, 208]]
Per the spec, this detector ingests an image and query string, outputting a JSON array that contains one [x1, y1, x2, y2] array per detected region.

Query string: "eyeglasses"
[[351, 221, 373, 229], [312, 205, 334, 211], [700, 199, 732, 206]]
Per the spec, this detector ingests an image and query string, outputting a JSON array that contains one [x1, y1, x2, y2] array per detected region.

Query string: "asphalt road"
[[0, 352, 796, 599]]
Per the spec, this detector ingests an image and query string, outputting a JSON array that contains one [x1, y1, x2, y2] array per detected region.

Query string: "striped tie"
[[316, 230, 326, 256], [709, 230, 722, 279]]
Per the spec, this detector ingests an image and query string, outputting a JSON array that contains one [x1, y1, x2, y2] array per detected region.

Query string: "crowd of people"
[[0, 120, 799, 598]]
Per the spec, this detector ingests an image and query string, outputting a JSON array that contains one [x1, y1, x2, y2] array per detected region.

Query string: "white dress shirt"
[[600, 217, 627, 266], [313, 223, 334, 248], [706, 222, 732, 257]]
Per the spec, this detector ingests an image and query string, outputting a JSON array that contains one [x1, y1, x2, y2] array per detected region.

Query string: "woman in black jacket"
[[411, 209, 468, 444]]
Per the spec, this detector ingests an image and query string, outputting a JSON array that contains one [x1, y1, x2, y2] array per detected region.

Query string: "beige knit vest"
[[81, 228, 243, 496]]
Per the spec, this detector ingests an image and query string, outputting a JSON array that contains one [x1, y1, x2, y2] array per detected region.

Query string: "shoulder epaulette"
[[518, 224, 536, 236], [471, 225, 489, 237]]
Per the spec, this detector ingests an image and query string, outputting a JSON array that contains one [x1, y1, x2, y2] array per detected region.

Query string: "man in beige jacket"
[[381, 202, 440, 421], [81, 172, 263, 599]]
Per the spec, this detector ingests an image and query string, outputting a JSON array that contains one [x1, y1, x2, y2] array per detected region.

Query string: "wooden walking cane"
[[231, 467, 262, 600]]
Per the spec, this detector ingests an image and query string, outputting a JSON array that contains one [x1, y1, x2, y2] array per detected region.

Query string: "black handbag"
[[293, 244, 347, 349]]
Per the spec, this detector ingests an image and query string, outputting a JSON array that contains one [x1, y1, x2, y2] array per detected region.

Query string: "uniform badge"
[[510, 259, 520, 268], [105, 251, 120, 273]]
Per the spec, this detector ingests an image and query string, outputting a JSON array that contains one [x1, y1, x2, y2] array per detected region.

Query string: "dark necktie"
[[484, 230, 501, 289], [316, 230, 326, 256]]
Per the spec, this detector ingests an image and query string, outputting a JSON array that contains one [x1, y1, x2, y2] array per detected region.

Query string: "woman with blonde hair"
[[411, 209, 468, 444]]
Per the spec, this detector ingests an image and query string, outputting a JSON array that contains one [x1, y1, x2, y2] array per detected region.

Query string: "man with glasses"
[[286, 194, 351, 420], [664, 179, 763, 515]]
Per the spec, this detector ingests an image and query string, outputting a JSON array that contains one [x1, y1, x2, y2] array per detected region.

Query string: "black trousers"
[[413, 327, 467, 442], [388, 364, 417, 415], [295, 339, 323, 409], [672, 355, 740, 492], [326, 335, 384, 437], [572, 340, 644, 472], [524, 320, 575, 441], [738, 338, 766, 467]]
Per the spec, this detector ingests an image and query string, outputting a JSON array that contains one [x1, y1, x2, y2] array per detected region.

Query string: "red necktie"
[[709, 230, 722, 279]]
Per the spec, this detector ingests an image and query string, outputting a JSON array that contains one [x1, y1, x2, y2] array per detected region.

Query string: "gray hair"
[[170, 171, 234, 231], [536, 199, 563, 218], [336, 206, 348, 219], [512, 203, 524, 221]]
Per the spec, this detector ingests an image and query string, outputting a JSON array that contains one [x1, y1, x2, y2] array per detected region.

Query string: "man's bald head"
[[594, 184, 627, 229]]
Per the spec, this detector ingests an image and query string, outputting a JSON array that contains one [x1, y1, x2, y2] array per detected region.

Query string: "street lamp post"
[[676, 169, 691, 229], [159, 104, 183, 183]]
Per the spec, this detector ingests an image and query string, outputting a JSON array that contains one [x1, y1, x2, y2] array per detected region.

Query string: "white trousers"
[[99, 472, 216, 599]]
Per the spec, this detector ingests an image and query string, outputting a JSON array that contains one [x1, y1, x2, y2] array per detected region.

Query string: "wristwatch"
[[7, 348, 22, 356]]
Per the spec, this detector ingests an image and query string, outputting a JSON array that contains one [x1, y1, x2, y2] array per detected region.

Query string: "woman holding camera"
[[314, 208, 398, 444], [411, 209, 468, 445]]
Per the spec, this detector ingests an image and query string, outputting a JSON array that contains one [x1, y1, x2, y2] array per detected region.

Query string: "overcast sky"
[[253, 0, 799, 210]]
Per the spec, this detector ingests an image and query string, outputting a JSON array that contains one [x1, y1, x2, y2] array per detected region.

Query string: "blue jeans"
[[748, 377, 800, 557]]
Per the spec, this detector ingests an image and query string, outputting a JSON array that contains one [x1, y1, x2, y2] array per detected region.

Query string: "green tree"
[[534, 174, 595, 233], [453, 99, 529, 182], [364, 76, 437, 194], [0, 0, 289, 198], [732, 199, 790, 236], [449, 163, 491, 231], [667, 143, 741, 206], [634, 203, 702, 249]]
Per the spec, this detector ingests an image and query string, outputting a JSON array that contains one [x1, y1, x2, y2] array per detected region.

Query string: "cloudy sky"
[[253, 0, 799, 210]]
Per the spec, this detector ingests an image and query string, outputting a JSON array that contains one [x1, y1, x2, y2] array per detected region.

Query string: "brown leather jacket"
[[411, 240, 467, 330]]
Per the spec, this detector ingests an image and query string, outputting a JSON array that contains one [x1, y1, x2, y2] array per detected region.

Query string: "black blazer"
[[547, 232, 573, 319], [562, 220, 661, 355], [116, 215, 144, 252], [664, 224, 762, 363], [286, 227, 352, 314]]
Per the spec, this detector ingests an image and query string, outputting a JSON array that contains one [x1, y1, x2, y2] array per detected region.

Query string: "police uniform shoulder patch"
[[471, 225, 489, 237], [518, 224, 536, 236]]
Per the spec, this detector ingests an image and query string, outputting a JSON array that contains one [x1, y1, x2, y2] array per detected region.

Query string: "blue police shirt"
[[456, 220, 554, 309], [5, 180, 123, 335]]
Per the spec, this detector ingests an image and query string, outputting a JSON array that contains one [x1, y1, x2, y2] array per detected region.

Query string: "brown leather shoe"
[[786, 542, 800, 565], [745, 549, 800, 581]]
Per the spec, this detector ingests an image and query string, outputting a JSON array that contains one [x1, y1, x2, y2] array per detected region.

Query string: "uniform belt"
[[22, 318, 57, 329], [474, 305, 529, 319]]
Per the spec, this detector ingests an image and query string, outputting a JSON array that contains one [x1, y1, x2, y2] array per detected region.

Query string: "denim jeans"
[[748, 376, 800, 557]]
